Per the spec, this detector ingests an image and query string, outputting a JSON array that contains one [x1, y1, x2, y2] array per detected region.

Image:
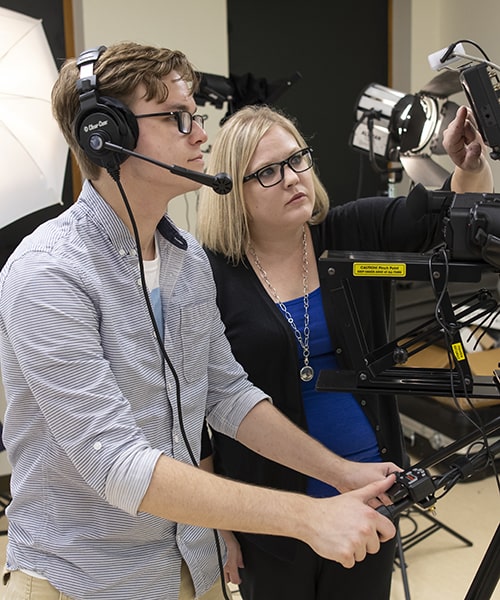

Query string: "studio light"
[[350, 70, 462, 187], [350, 83, 408, 163]]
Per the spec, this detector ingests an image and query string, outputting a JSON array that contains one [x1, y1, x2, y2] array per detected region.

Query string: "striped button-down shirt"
[[0, 180, 266, 600]]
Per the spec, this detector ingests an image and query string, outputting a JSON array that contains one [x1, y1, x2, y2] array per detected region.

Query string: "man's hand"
[[304, 475, 397, 568]]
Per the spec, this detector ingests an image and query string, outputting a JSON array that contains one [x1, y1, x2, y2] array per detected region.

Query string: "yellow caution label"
[[451, 342, 466, 361], [353, 262, 406, 277]]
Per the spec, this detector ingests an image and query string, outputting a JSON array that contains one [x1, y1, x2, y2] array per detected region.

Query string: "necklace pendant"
[[300, 365, 314, 382]]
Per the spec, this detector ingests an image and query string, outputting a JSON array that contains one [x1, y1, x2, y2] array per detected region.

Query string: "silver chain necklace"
[[248, 226, 314, 382]]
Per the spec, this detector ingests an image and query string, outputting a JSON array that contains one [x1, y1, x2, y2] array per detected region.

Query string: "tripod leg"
[[464, 523, 500, 600], [395, 526, 411, 600]]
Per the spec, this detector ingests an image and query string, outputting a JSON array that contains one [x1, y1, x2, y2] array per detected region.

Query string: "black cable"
[[464, 306, 500, 350], [108, 168, 231, 600], [475, 308, 500, 344], [398, 510, 419, 540], [426, 246, 500, 492], [428, 246, 453, 336], [441, 39, 491, 63]]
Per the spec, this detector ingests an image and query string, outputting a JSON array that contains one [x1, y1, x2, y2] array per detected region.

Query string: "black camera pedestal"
[[316, 250, 500, 599]]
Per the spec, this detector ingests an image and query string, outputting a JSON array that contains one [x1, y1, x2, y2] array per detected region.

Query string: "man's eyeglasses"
[[134, 111, 208, 134], [243, 147, 314, 188]]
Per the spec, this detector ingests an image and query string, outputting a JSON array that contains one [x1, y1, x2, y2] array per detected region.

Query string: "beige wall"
[[72, 0, 229, 233]]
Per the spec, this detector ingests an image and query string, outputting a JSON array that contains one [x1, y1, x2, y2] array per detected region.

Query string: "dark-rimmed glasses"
[[134, 111, 207, 134], [243, 147, 314, 188]]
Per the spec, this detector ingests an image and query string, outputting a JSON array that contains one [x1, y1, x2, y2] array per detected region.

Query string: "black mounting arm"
[[316, 250, 500, 399]]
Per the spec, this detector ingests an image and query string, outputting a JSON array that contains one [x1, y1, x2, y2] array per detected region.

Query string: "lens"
[[289, 149, 313, 173], [193, 114, 207, 130], [176, 112, 207, 133], [177, 112, 192, 134], [258, 164, 281, 187]]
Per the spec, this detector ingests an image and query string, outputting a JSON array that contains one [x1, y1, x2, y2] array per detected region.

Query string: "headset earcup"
[[74, 97, 139, 170], [100, 96, 139, 151]]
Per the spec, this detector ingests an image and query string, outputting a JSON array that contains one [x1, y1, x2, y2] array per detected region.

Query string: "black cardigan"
[[205, 192, 442, 556]]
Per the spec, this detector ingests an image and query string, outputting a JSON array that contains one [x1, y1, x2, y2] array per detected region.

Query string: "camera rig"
[[378, 419, 500, 600], [379, 418, 500, 522], [315, 241, 500, 599]]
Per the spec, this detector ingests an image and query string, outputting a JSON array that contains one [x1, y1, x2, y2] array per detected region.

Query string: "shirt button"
[[93, 441, 102, 450], [381, 447, 388, 454], [360, 400, 367, 406], [174, 434, 179, 443], [118, 248, 126, 256]]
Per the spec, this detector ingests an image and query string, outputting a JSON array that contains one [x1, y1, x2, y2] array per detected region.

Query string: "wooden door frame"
[[62, 0, 82, 201]]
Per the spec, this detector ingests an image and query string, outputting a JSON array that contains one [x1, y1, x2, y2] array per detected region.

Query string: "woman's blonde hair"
[[51, 41, 198, 180], [196, 105, 330, 263]]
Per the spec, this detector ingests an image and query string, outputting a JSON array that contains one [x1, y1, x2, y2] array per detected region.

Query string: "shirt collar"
[[79, 180, 187, 252]]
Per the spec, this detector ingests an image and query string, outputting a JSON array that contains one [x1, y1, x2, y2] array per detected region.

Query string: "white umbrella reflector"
[[0, 7, 69, 229]]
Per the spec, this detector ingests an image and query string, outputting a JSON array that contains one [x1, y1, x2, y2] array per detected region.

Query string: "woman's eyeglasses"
[[243, 147, 314, 188]]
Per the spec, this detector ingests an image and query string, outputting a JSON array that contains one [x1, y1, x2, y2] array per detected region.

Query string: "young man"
[[0, 42, 399, 600]]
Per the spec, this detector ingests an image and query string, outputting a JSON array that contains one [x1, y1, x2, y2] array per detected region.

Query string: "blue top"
[[282, 287, 381, 498]]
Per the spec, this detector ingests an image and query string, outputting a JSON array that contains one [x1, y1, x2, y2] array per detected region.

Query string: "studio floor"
[[0, 469, 498, 600]]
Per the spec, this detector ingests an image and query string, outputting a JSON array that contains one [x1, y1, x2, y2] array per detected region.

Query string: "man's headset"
[[72, 45, 233, 194], [73, 46, 138, 172]]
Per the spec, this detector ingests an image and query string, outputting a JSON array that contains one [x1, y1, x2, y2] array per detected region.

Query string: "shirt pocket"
[[180, 302, 211, 382]]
